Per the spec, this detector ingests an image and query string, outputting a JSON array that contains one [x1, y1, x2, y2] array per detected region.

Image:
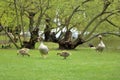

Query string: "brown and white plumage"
[[96, 35, 105, 52], [17, 48, 30, 57], [38, 41, 49, 58], [57, 51, 71, 59]]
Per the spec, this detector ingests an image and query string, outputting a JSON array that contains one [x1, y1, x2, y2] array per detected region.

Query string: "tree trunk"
[[58, 31, 84, 49], [28, 12, 36, 33], [21, 11, 39, 49], [22, 28, 39, 49], [44, 18, 51, 41], [58, 38, 84, 49]]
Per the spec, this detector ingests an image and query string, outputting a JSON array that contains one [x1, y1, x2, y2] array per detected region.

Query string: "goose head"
[[98, 35, 102, 40]]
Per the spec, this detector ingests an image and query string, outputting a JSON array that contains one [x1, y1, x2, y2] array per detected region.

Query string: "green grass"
[[0, 42, 120, 80]]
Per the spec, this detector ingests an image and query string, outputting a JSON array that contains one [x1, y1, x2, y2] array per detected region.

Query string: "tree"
[[0, 0, 50, 49], [50, 0, 120, 49], [0, 0, 120, 49]]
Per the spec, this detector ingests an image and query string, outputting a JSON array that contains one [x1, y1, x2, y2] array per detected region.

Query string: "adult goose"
[[96, 35, 105, 52], [38, 37, 49, 58]]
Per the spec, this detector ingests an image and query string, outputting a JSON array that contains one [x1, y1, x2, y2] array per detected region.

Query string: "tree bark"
[[58, 38, 84, 49], [58, 30, 85, 49], [22, 28, 39, 49], [44, 18, 51, 41]]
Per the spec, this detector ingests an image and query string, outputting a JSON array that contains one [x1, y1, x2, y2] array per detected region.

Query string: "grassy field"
[[0, 42, 120, 80]]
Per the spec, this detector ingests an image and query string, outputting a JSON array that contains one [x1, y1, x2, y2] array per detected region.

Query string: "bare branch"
[[0, 25, 20, 49], [102, 0, 111, 13], [13, 0, 19, 25], [35, 0, 50, 28], [82, 0, 94, 5], [106, 19, 120, 29], [85, 32, 120, 42], [81, 0, 111, 37], [65, 5, 80, 28], [85, 12, 115, 39]]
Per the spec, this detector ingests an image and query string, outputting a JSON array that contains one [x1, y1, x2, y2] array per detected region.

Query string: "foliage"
[[0, 0, 120, 49], [0, 0, 119, 31]]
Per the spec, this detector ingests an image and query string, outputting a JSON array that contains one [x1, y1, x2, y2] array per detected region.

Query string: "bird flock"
[[17, 35, 105, 59], [17, 40, 71, 59]]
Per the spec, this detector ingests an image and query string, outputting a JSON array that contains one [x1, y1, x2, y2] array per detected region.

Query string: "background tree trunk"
[[58, 30, 85, 49], [22, 28, 39, 49], [44, 18, 51, 41]]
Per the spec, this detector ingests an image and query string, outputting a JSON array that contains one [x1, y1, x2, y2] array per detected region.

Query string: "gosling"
[[57, 51, 71, 59], [17, 48, 30, 57]]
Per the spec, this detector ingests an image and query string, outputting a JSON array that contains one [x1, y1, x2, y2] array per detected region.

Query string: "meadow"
[[0, 0, 120, 79], [0, 42, 120, 80]]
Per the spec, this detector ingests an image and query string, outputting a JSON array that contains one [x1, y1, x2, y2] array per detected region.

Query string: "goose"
[[17, 48, 30, 57], [38, 37, 49, 59], [57, 51, 71, 59], [96, 35, 105, 52]]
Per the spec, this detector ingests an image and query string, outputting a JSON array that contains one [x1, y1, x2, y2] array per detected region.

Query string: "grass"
[[0, 42, 120, 80]]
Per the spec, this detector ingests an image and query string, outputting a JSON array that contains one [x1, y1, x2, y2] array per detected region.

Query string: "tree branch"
[[85, 12, 115, 39], [65, 5, 80, 29], [85, 32, 120, 42], [81, 0, 111, 37], [106, 19, 120, 28], [82, 0, 93, 5], [35, 0, 50, 28], [0, 25, 20, 49]]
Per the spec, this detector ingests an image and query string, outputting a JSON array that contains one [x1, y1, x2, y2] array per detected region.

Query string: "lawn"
[[0, 42, 120, 80]]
